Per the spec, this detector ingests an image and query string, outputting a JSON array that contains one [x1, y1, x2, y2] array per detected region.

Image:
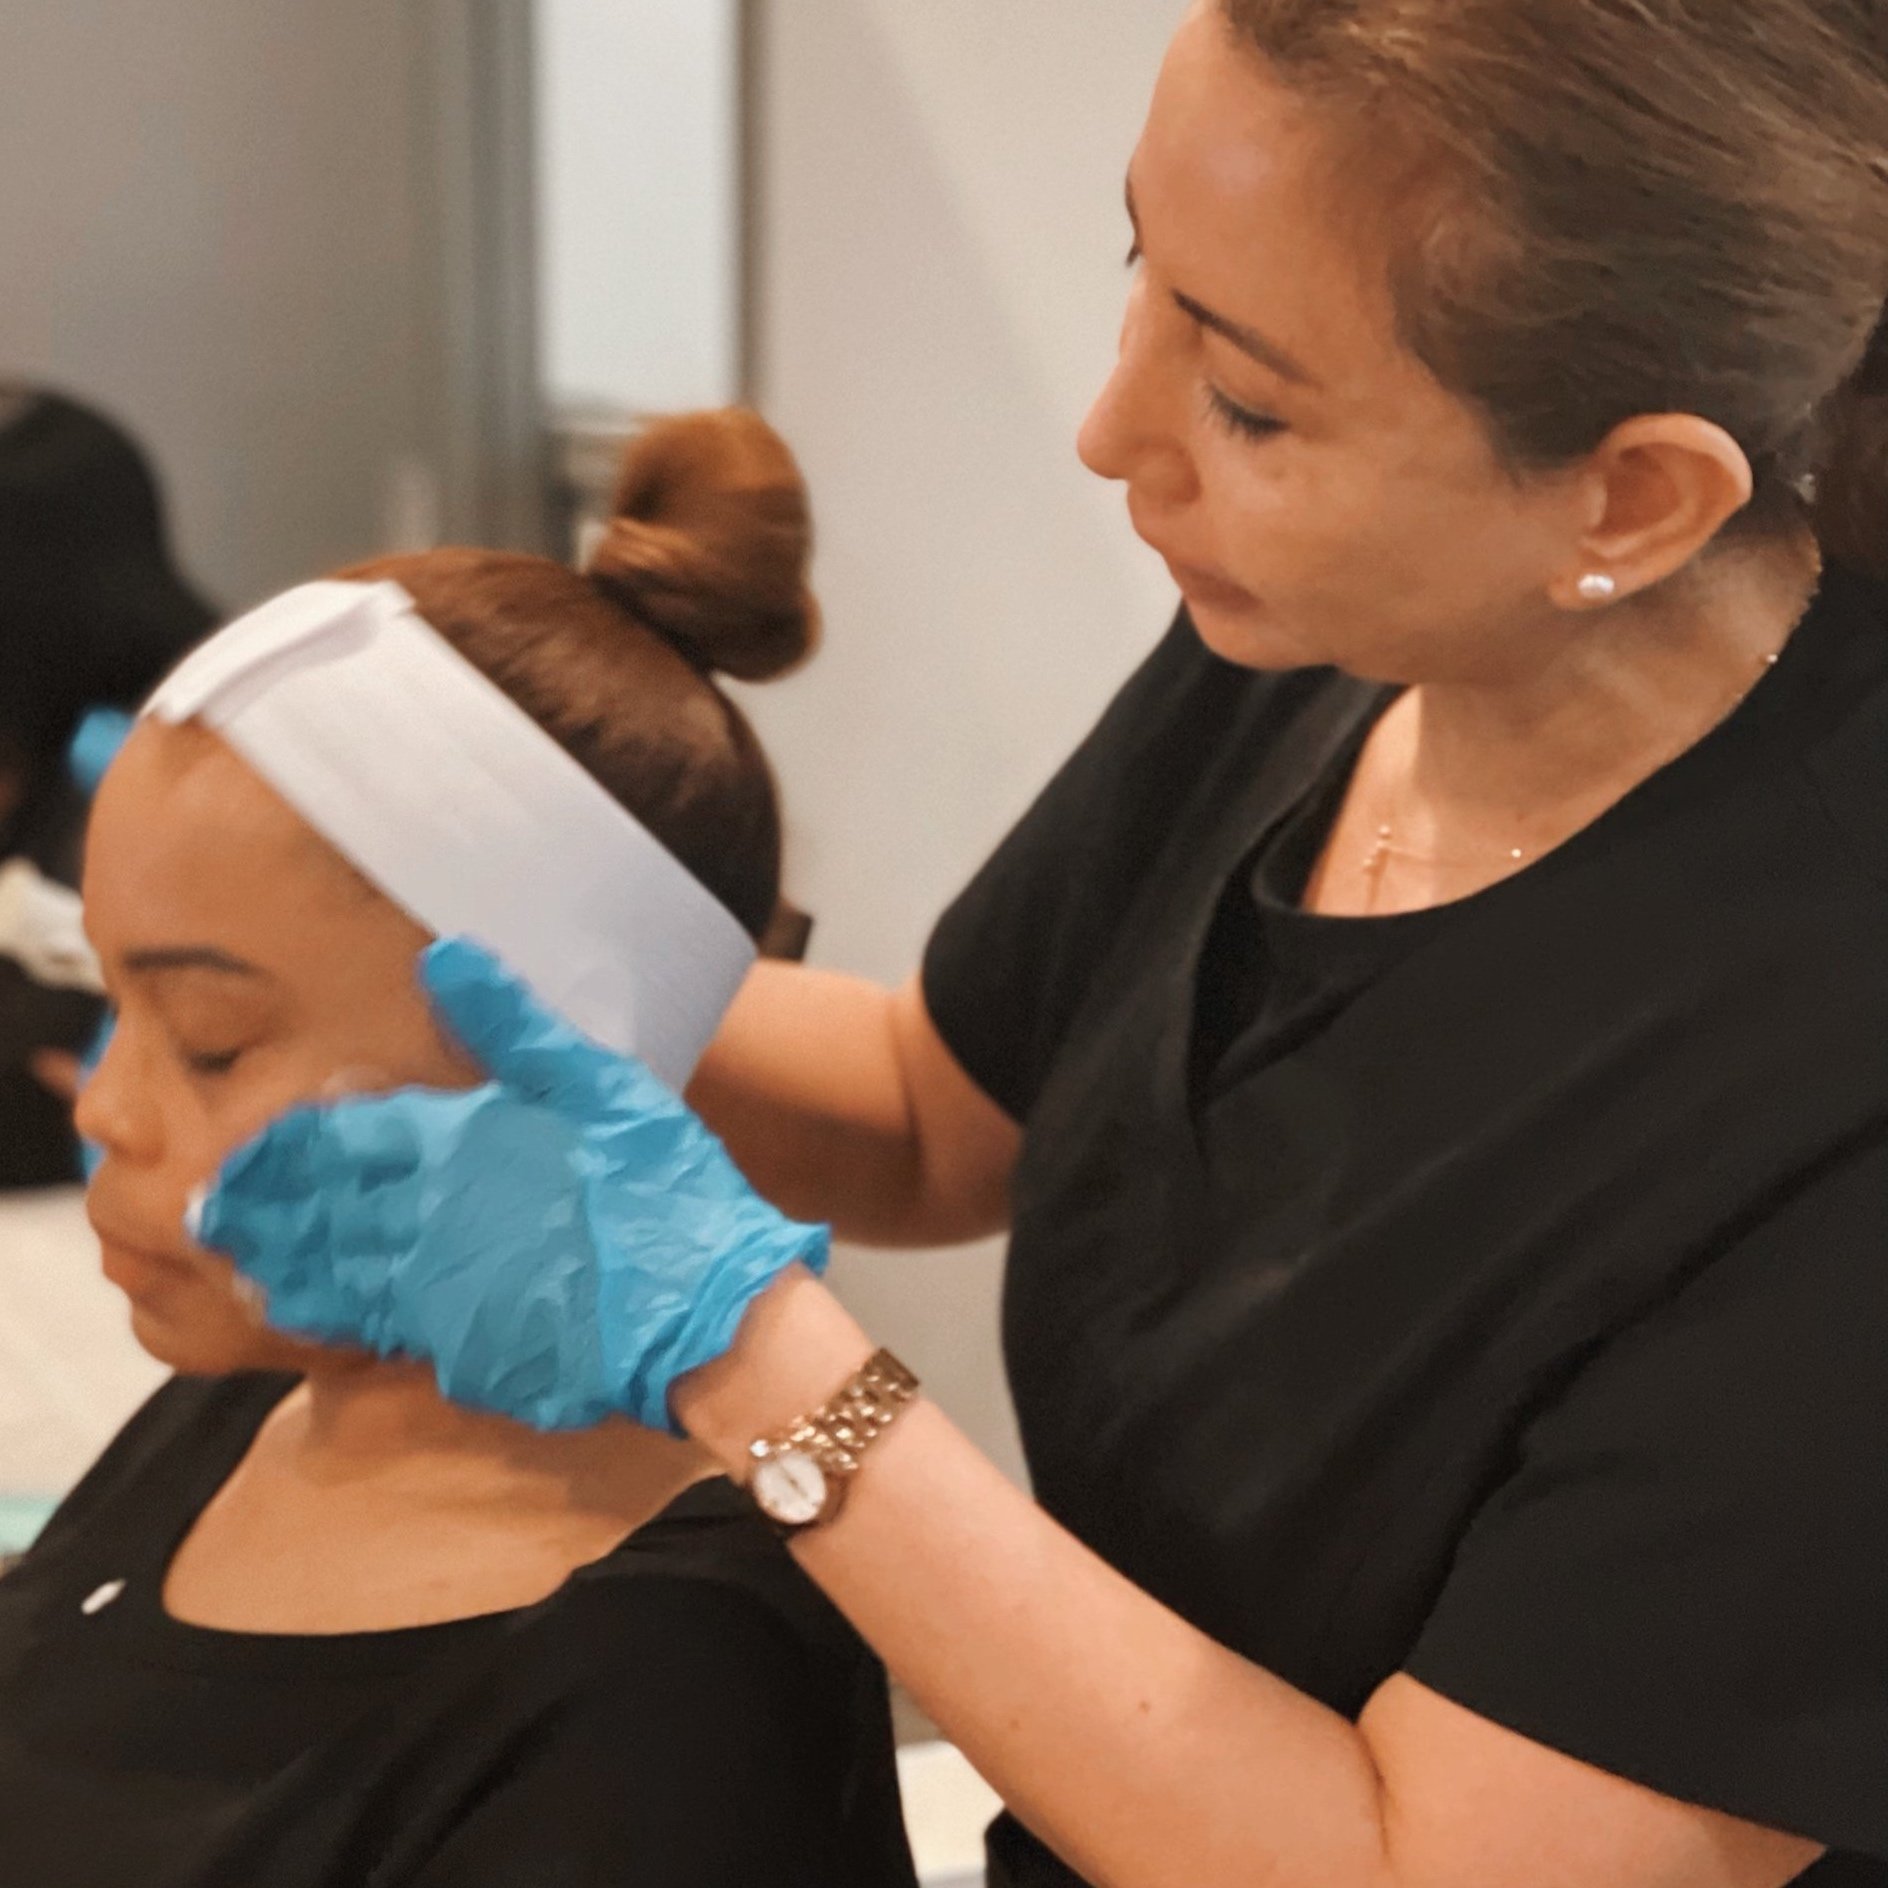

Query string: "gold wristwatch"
[[745, 1349, 920, 1535]]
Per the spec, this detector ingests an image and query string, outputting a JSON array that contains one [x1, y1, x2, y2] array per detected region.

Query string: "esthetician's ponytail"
[[1811, 313, 1888, 581]]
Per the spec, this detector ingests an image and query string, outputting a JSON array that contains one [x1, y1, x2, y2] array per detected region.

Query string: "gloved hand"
[[192, 937, 830, 1434]]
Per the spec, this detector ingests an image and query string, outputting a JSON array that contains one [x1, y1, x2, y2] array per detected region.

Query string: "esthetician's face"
[[76, 721, 478, 1375], [1078, 3, 1586, 684]]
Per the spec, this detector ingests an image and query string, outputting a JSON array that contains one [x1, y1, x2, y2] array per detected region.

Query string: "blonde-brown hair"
[[1223, 0, 1888, 576], [348, 408, 818, 939]]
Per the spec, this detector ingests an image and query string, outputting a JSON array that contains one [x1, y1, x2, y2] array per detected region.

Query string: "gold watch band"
[[799, 1347, 920, 1471], [746, 1348, 920, 1532]]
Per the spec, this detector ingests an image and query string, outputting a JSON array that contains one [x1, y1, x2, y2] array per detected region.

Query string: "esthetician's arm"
[[673, 1271, 1822, 1888], [677, 970, 1819, 1888], [686, 963, 1020, 1249]]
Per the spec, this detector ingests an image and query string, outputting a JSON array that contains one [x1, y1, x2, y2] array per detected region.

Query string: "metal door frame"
[[405, 0, 551, 553]]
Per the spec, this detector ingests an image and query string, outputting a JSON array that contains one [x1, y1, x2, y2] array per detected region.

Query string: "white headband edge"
[[139, 580, 758, 1089]]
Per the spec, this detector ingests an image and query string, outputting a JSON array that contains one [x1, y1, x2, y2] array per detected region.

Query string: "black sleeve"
[[1404, 1133, 1888, 1859], [921, 609, 1268, 1123], [406, 1584, 914, 1888]]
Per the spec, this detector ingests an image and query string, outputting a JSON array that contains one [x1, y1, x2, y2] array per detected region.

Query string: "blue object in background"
[[0, 1494, 57, 1557], [58, 706, 132, 1184], [77, 1011, 114, 1181], [65, 707, 136, 798]]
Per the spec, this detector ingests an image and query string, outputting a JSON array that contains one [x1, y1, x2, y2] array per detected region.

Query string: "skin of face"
[[76, 720, 482, 1377], [1078, 5, 1612, 686]]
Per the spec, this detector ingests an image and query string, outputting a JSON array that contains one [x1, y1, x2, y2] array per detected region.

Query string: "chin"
[[125, 1302, 279, 1377], [103, 1247, 295, 1376], [129, 1303, 362, 1381], [1182, 595, 1319, 673]]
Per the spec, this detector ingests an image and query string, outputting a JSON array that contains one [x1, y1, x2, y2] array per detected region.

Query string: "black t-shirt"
[[1189, 715, 1456, 1087], [923, 565, 1888, 1888], [0, 1372, 918, 1888]]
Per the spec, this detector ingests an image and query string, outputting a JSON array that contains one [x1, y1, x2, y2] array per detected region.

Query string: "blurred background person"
[[0, 385, 216, 1188]]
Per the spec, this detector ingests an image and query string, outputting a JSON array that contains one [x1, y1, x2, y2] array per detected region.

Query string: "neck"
[[1398, 535, 1822, 843], [281, 1357, 710, 1519]]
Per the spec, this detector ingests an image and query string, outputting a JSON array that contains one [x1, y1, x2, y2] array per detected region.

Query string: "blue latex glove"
[[192, 938, 830, 1433], [65, 707, 137, 797], [76, 1011, 115, 1181]]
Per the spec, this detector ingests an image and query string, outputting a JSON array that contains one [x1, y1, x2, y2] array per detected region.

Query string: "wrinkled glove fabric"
[[195, 938, 829, 1434]]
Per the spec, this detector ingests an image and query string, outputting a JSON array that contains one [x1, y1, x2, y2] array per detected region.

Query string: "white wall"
[[746, 2, 1188, 1479], [535, 0, 742, 414], [0, 1, 446, 610]]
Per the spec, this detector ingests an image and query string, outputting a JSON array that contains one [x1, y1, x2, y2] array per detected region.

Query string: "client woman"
[[0, 411, 917, 1888]]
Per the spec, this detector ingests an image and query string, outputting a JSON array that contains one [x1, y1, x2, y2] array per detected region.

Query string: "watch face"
[[752, 1448, 829, 1528]]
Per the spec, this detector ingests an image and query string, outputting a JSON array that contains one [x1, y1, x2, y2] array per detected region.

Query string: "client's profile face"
[[77, 721, 480, 1374]]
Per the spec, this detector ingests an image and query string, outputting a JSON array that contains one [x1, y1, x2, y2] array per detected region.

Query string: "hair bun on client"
[[585, 409, 819, 684]]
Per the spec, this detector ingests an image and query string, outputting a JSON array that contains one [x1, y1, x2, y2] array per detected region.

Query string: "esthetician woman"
[[193, 4, 1888, 1883]]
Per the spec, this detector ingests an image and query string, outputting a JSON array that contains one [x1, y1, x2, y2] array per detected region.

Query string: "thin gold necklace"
[[1358, 644, 1789, 908]]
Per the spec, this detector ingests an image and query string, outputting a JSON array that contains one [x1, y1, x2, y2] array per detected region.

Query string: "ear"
[[1551, 414, 1754, 611]]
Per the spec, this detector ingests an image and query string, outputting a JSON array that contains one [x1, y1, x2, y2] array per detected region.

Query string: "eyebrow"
[[1125, 174, 1321, 391], [123, 946, 268, 978]]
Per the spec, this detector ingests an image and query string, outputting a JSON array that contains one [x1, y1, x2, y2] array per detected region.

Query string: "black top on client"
[[0, 1375, 906, 1887], [0, 410, 916, 1887]]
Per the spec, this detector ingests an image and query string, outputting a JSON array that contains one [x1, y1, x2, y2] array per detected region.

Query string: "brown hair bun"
[[584, 408, 819, 683]]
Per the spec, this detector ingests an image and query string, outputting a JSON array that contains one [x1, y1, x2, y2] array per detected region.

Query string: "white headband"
[[142, 580, 757, 1091]]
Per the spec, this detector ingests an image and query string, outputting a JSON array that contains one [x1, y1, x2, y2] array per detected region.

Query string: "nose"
[[73, 1018, 163, 1170], [1077, 272, 1199, 509]]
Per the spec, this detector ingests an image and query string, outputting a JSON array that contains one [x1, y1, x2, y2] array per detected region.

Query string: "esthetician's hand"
[[192, 938, 830, 1434]]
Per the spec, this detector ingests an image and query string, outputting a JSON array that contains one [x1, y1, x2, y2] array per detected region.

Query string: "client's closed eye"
[[182, 1046, 247, 1078], [114, 947, 278, 1083]]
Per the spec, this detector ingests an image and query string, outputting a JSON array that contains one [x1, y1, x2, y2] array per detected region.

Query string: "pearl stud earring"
[[1577, 573, 1619, 603]]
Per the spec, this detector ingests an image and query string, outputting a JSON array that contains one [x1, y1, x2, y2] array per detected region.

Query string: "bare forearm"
[[686, 962, 927, 1242], [674, 1270, 1394, 1888], [686, 963, 1018, 1247]]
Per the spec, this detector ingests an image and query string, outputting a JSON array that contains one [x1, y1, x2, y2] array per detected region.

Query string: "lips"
[[1132, 520, 1256, 611], [1162, 555, 1255, 612], [88, 1205, 207, 1293]]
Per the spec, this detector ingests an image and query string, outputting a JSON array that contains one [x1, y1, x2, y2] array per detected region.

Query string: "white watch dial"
[[752, 1448, 829, 1527]]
